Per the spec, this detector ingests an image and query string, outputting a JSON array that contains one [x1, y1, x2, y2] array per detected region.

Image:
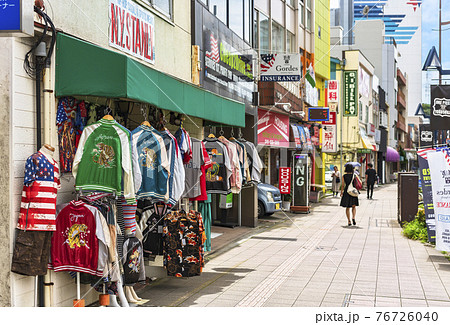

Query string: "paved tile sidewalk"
[[138, 184, 450, 307]]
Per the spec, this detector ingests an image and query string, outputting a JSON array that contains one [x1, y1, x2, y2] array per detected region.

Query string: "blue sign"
[[0, 0, 21, 32]]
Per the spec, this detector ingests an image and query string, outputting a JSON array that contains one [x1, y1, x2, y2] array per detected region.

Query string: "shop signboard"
[[0, 0, 33, 36], [322, 112, 337, 153], [292, 154, 309, 207], [297, 125, 307, 150], [109, 0, 155, 65], [279, 167, 291, 194], [427, 149, 450, 251], [327, 80, 339, 103], [430, 85, 450, 130], [257, 109, 289, 147], [304, 81, 318, 106], [359, 67, 370, 98], [260, 54, 301, 82], [343, 70, 358, 116], [418, 148, 436, 243], [308, 107, 329, 121], [203, 28, 254, 103], [367, 123, 376, 136], [419, 124, 434, 147]]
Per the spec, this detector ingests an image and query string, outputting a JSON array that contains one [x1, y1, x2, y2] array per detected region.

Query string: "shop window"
[[271, 0, 285, 25], [365, 105, 369, 124], [306, 0, 312, 31], [359, 101, 363, 121], [286, 5, 296, 32], [141, 0, 173, 19], [288, 0, 296, 8], [272, 21, 285, 52], [255, 0, 269, 13], [259, 11, 270, 52], [229, 0, 244, 38], [210, 0, 227, 24], [287, 31, 295, 53], [244, 0, 251, 43], [299, 0, 304, 26]]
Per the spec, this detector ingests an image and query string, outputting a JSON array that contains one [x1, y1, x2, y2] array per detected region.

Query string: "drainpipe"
[[35, 42, 46, 307]]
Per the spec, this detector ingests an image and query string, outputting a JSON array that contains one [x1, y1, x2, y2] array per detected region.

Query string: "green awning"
[[55, 33, 245, 127]]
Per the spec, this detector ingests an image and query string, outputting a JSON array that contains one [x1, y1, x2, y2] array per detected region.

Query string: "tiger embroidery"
[[92, 143, 115, 168], [140, 147, 157, 169], [64, 224, 89, 249]]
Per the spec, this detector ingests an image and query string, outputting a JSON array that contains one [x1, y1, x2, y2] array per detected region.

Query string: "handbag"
[[353, 174, 363, 190], [347, 174, 359, 197], [336, 176, 340, 183]]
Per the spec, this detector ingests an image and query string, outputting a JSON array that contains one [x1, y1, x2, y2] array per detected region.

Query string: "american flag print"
[[205, 33, 220, 63], [260, 54, 277, 73], [17, 151, 61, 231]]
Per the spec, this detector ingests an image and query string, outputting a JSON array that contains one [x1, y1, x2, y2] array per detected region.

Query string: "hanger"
[[229, 127, 236, 141], [103, 105, 114, 120], [218, 125, 225, 139], [43, 144, 55, 152], [207, 126, 215, 138], [140, 104, 151, 127]]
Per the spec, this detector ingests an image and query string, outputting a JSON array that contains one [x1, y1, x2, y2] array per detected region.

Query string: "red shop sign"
[[279, 167, 291, 194], [257, 109, 290, 147]]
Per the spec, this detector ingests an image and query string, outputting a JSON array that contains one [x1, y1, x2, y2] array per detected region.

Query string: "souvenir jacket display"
[[202, 137, 232, 194], [163, 210, 205, 277], [73, 118, 136, 204], [122, 236, 145, 286], [17, 147, 61, 231], [175, 127, 193, 164], [131, 124, 170, 202], [50, 200, 109, 276]]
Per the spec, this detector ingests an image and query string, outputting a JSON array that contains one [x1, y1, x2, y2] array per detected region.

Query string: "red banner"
[[279, 167, 291, 194], [257, 109, 290, 147]]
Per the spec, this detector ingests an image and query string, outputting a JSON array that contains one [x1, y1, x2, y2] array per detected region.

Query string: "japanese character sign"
[[344, 71, 358, 117]]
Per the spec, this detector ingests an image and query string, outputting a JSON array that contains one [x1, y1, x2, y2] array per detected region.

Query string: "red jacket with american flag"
[[17, 150, 61, 231]]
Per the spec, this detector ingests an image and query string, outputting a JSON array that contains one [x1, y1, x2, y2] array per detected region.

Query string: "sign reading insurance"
[[430, 85, 450, 130], [343, 70, 358, 116], [260, 54, 301, 82], [109, 0, 155, 65], [257, 109, 289, 147]]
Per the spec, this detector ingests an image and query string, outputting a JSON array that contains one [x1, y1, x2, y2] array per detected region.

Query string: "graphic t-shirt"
[[203, 138, 232, 194]]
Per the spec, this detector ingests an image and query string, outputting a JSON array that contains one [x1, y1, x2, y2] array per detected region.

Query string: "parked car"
[[257, 183, 282, 217], [325, 170, 333, 190]]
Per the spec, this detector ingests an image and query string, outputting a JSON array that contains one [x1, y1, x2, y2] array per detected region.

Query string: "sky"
[[422, 0, 450, 103]]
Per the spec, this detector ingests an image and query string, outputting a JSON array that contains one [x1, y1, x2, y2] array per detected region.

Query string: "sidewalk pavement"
[[137, 184, 450, 307]]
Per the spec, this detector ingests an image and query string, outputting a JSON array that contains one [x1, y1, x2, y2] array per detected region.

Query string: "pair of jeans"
[[367, 182, 375, 198]]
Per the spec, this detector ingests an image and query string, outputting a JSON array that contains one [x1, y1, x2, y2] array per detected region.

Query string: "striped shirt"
[[17, 151, 61, 231]]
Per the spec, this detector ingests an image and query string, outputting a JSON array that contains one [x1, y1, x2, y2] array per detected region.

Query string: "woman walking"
[[340, 164, 359, 226], [331, 166, 340, 197]]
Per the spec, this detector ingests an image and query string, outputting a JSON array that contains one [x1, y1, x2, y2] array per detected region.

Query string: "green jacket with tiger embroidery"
[[73, 118, 136, 203]]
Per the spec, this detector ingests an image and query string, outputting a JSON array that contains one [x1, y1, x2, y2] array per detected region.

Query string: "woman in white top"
[[331, 166, 340, 197]]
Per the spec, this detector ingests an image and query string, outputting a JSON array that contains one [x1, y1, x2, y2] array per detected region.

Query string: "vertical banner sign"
[[327, 80, 339, 103], [428, 150, 450, 251], [430, 85, 450, 131], [290, 124, 301, 149], [322, 112, 337, 153], [293, 154, 309, 207], [417, 148, 436, 243], [279, 167, 291, 194], [343, 70, 358, 116], [419, 124, 434, 148], [109, 0, 156, 65]]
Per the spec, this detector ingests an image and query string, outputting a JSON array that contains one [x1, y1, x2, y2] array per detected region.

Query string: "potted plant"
[[282, 194, 292, 211]]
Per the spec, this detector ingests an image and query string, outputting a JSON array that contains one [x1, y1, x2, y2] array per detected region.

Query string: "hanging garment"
[[17, 148, 61, 231], [198, 195, 212, 252], [122, 236, 145, 286], [50, 201, 107, 276], [132, 125, 170, 202], [190, 141, 212, 201], [166, 131, 186, 202], [203, 137, 232, 194], [163, 210, 205, 277], [183, 138, 204, 198], [218, 137, 242, 194], [73, 118, 135, 203], [175, 128, 193, 164], [242, 140, 263, 182], [231, 139, 251, 183]]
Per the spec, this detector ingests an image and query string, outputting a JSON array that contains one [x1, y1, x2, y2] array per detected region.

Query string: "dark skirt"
[[340, 191, 359, 207]]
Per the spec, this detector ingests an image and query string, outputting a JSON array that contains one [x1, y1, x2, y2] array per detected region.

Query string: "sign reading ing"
[[260, 54, 301, 82], [293, 154, 309, 207], [109, 0, 155, 65], [279, 167, 291, 194], [344, 70, 358, 116], [327, 80, 339, 103]]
